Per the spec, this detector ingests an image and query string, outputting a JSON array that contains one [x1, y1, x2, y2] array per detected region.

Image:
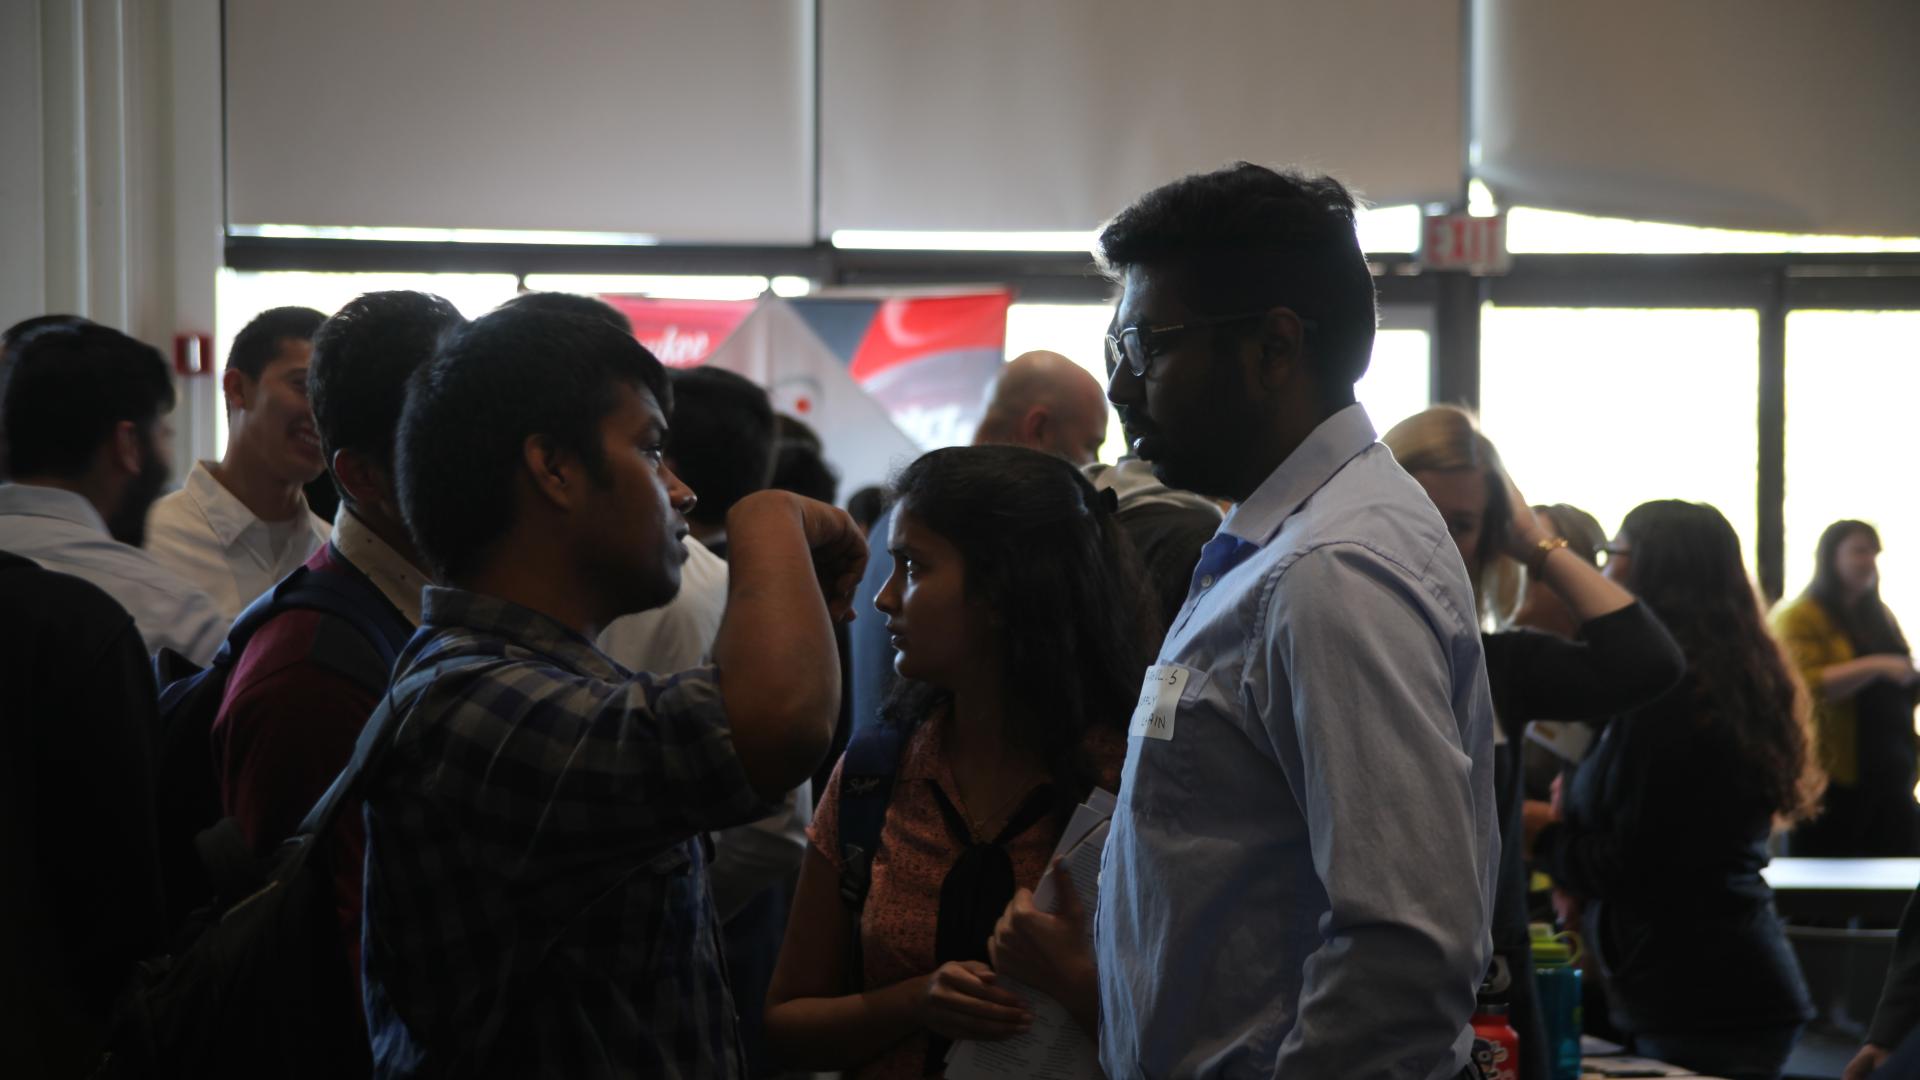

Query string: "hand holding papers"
[[948, 789, 1116, 1080]]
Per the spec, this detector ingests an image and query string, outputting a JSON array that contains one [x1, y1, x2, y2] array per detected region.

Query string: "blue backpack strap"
[[837, 723, 907, 912], [274, 565, 410, 668], [165, 562, 414, 903]]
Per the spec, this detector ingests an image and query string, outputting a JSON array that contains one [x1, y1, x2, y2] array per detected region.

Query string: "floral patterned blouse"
[[807, 713, 1124, 1079]]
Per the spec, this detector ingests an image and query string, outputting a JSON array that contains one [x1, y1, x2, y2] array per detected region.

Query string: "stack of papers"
[[945, 789, 1116, 1080]]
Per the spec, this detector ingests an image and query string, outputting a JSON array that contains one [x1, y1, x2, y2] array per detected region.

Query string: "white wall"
[[1, 0, 224, 470], [0, 2, 48, 329], [224, 0, 816, 243], [1475, 0, 1920, 236]]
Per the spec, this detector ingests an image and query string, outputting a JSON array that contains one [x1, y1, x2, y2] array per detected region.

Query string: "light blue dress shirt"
[[0, 482, 227, 665], [1096, 404, 1499, 1079]]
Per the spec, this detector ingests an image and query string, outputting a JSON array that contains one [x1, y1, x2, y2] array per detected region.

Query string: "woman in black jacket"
[[1384, 406, 1687, 1080], [1530, 499, 1825, 1080]]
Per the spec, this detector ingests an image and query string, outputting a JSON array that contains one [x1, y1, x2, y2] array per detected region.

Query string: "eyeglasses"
[[1105, 309, 1312, 378], [1596, 543, 1631, 568]]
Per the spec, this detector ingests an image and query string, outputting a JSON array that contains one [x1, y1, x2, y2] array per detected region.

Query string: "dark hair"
[[1098, 162, 1378, 394], [0, 315, 91, 478], [770, 414, 837, 503], [667, 367, 775, 527], [1618, 500, 1823, 822], [397, 306, 672, 582], [846, 485, 886, 534], [3, 314, 89, 355], [1536, 503, 1607, 566], [2, 323, 175, 478], [881, 445, 1154, 793], [497, 291, 634, 335], [774, 412, 823, 453], [227, 306, 326, 379], [772, 441, 839, 505], [1806, 519, 1909, 657], [310, 291, 466, 482]]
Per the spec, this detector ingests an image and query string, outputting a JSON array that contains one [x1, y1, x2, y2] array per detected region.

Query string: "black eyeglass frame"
[[1104, 308, 1315, 378]]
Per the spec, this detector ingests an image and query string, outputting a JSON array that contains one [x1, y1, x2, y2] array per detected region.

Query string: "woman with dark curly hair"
[[1529, 500, 1825, 1080], [765, 444, 1153, 1079]]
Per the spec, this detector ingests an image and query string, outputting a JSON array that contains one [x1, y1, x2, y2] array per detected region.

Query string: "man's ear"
[[522, 434, 580, 511], [107, 419, 143, 477], [1019, 404, 1052, 447], [221, 367, 250, 413], [1253, 307, 1311, 391], [330, 447, 391, 511]]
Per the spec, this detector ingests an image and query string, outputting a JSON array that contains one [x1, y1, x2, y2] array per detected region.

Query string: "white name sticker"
[[1129, 664, 1189, 741]]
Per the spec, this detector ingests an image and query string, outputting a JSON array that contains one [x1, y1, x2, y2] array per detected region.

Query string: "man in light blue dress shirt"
[[1093, 164, 1499, 1078]]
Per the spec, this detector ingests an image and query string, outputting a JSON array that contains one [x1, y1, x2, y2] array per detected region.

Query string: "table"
[[1764, 858, 1920, 923]]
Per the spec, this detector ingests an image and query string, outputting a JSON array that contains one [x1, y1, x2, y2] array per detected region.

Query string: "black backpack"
[[151, 564, 406, 921], [102, 582, 422, 1080], [100, 659, 418, 1079]]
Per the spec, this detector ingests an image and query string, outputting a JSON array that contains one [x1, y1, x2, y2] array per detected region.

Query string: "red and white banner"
[[600, 297, 755, 368], [600, 291, 1013, 496]]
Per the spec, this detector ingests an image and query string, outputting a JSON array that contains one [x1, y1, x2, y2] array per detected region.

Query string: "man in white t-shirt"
[[146, 306, 332, 617]]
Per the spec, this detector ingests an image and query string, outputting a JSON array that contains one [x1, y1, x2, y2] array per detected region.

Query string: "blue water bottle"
[[1530, 922, 1582, 1080]]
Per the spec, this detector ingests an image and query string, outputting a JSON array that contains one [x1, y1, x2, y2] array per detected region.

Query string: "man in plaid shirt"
[[361, 304, 864, 1078]]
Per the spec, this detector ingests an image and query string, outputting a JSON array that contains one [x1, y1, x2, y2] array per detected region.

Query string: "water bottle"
[[1471, 1003, 1521, 1080], [1530, 922, 1583, 1080], [1471, 957, 1521, 1080]]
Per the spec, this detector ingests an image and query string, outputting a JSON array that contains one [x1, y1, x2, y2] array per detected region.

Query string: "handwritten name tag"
[[1129, 664, 1189, 741]]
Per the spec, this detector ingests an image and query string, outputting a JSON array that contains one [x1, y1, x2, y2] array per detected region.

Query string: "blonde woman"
[[1382, 405, 1685, 1080]]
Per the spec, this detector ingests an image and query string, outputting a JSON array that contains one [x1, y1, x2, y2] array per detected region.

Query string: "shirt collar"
[[182, 460, 318, 549], [419, 585, 622, 681], [1220, 403, 1379, 549], [0, 482, 111, 535], [333, 506, 428, 626]]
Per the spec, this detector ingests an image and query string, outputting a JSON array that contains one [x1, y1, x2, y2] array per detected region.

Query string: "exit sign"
[[1420, 212, 1511, 275]]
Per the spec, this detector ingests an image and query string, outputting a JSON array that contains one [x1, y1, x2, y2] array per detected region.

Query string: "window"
[[1356, 328, 1432, 435], [1782, 310, 1920, 626], [215, 270, 521, 454], [1479, 306, 1760, 565], [1002, 303, 1127, 461], [1504, 207, 1920, 255]]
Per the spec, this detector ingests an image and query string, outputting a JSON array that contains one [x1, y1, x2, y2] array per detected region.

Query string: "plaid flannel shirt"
[[362, 587, 772, 1078]]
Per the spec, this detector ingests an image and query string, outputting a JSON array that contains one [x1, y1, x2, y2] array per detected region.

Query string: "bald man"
[[971, 350, 1109, 466]]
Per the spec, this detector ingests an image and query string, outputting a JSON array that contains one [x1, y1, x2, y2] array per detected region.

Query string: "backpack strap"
[[836, 723, 908, 912], [272, 564, 411, 671], [290, 647, 459, 850], [185, 562, 415, 899]]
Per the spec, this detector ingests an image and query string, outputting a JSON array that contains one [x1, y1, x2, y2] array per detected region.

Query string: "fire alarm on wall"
[[173, 332, 213, 376]]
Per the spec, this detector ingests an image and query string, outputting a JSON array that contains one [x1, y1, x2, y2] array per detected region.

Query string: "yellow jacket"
[[1773, 596, 1862, 785]]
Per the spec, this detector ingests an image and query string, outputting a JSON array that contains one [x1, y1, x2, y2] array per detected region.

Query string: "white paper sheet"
[[945, 791, 1114, 1080]]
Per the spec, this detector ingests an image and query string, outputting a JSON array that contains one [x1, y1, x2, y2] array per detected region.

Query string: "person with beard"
[[147, 306, 332, 618], [1085, 320, 1224, 639], [360, 307, 862, 1076], [0, 321, 224, 663], [996, 164, 1498, 1079]]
